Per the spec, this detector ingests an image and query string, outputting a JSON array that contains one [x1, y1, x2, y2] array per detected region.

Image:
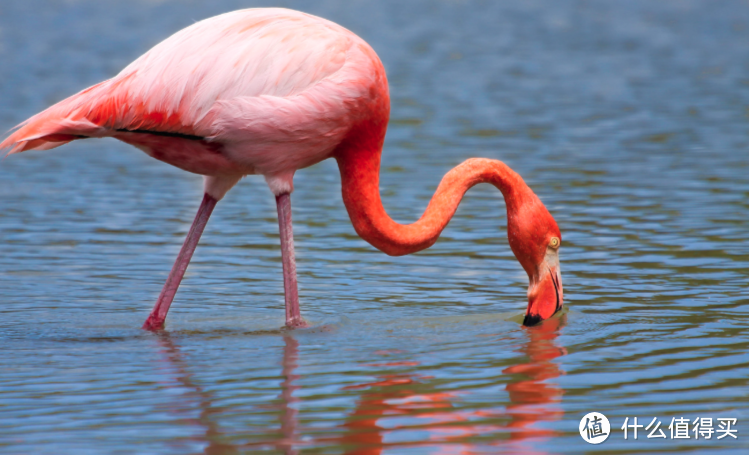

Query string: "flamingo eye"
[[549, 237, 560, 249]]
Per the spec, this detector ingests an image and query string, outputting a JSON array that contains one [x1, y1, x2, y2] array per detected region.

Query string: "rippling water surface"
[[1, 1, 748, 453]]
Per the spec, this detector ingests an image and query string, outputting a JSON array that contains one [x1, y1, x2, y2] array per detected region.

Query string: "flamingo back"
[[0, 8, 390, 178]]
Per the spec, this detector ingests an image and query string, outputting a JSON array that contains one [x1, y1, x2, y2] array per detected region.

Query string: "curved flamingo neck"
[[335, 138, 539, 257]]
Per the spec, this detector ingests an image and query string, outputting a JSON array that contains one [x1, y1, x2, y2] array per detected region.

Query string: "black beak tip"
[[522, 313, 543, 327]]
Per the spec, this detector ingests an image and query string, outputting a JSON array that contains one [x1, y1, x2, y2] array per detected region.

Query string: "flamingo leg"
[[143, 193, 218, 331], [276, 193, 307, 328]]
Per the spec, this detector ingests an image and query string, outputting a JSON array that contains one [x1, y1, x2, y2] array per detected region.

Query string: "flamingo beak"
[[523, 266, 563, 326]]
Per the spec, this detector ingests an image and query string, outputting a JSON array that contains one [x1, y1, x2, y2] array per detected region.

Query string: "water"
[[1, 0, 748, 453]]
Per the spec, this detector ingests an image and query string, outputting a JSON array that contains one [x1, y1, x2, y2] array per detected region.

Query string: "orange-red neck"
[[335, 135, 539, 257]]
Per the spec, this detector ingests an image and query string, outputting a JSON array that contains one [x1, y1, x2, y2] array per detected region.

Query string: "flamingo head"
[[506, 196, 563, 326]]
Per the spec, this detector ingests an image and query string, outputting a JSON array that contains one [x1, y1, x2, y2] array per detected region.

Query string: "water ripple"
[[1, 0, 748, 453]]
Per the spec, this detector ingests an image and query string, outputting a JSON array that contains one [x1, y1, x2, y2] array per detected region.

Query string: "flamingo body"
[[1, 8, 563, 330], [2, 8, 387, 197]]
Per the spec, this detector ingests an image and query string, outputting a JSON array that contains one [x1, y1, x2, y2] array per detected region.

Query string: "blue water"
[[1, 1, 748, 453]]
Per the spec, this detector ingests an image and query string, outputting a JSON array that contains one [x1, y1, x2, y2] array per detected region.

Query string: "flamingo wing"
[[0, 8, 376, 169]]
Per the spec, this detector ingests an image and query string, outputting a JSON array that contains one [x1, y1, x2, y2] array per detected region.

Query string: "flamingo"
[[0, 8, 563, 330]]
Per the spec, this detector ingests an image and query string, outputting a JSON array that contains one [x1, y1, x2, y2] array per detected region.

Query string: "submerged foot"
[[285, 317, 310, 329], [142, 315, 166, 331]]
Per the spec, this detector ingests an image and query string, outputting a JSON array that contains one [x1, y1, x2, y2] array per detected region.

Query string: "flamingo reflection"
[[154, 334, 238, 454], [335, 315, 567, 453], [154, 334, 301, 454], [503, 315, 567, 441], [152, 316, 566, 453], [276, 335, 301, 454]]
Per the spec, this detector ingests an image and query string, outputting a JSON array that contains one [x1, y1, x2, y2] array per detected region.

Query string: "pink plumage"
[[1, 8, 388, 196], [1, 8, 564, 331]]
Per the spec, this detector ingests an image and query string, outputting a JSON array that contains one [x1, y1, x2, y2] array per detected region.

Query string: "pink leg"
[[276, 193, 307, 328], [143, 193, 217, 331]]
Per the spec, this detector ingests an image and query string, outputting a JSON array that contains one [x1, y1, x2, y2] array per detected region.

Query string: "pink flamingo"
[[0, 8, 563, 330]]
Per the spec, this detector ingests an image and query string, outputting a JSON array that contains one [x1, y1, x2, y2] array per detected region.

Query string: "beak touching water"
[[523, 266, 563, 326], [504, 190, 564, 327]]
